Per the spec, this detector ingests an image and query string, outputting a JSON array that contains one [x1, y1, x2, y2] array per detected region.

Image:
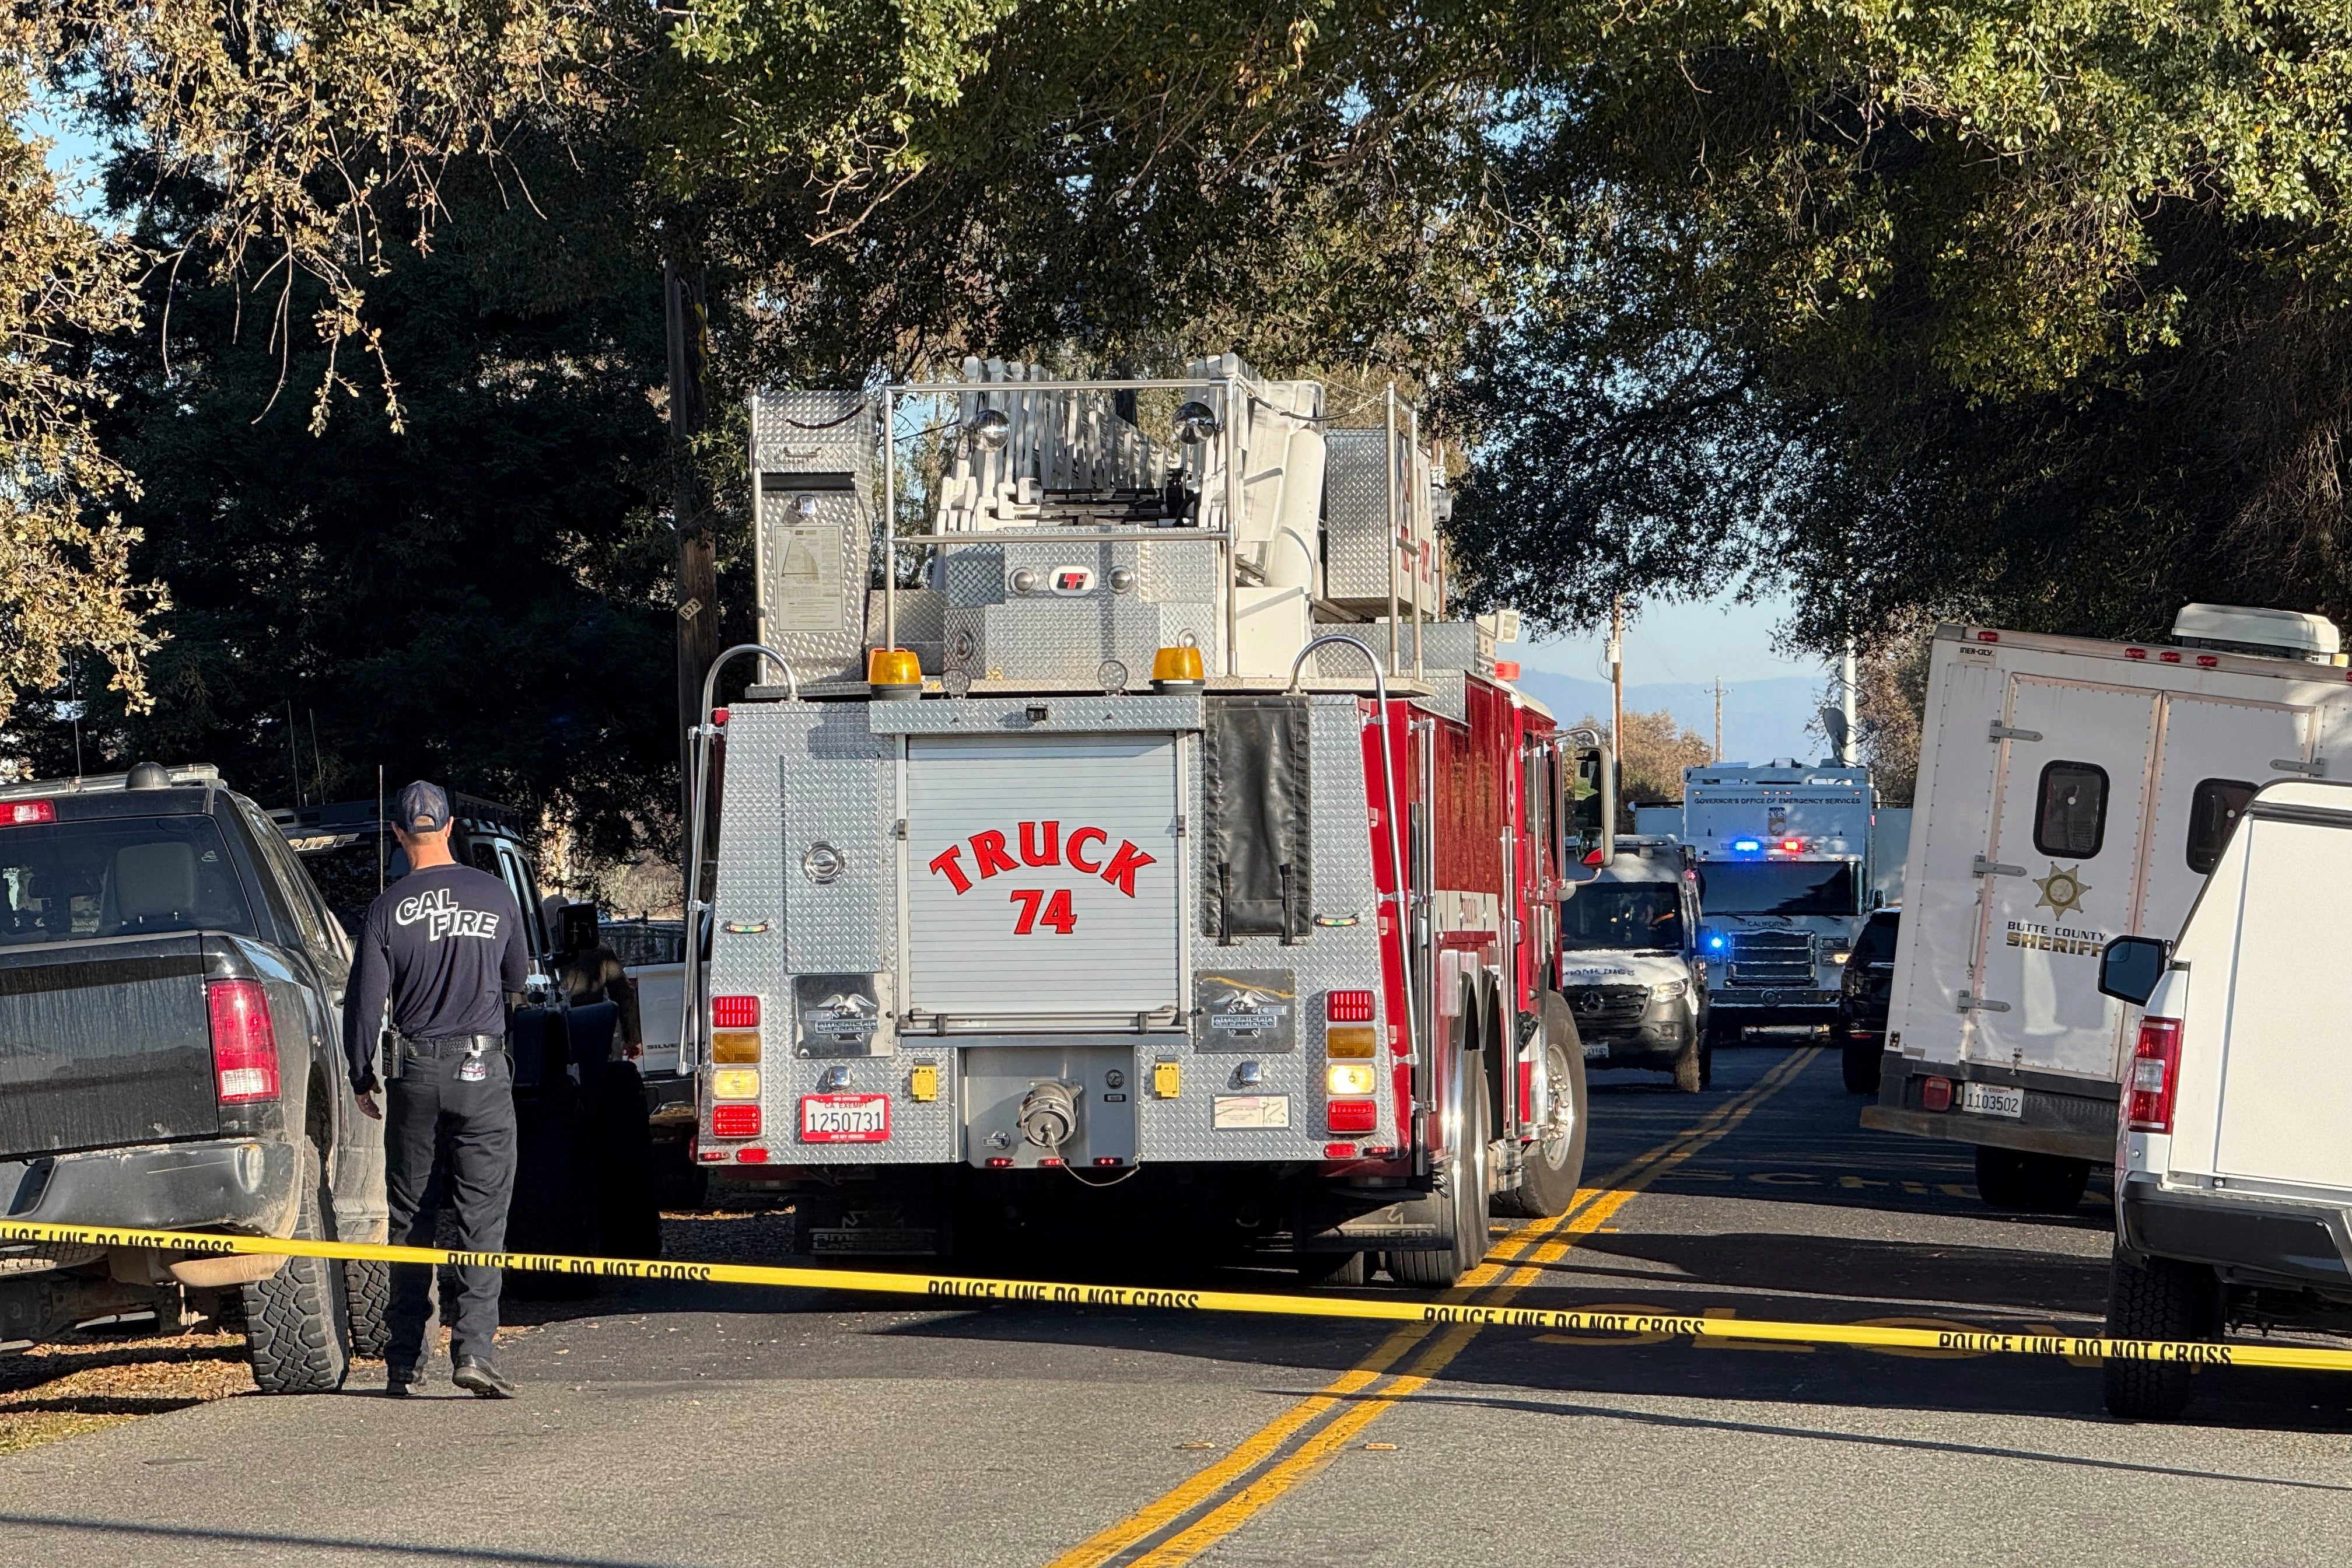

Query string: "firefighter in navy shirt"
[[344, 780, 529, 1399]]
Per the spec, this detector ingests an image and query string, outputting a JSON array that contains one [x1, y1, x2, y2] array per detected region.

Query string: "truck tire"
[[1296, 1252, 1368, 1287], [1841, 1040, 1882, 1096], [1976, 1146, 2091, 1213], [242, 1145, 352, 1395], [1493, 992, 1587, 1219], [2104, 1247, 2221, 1420], [1674, 1023, 1704, 1093], [344, 1256, 391, 1359], [1706, 1014, 1740, 1049], [1390, 1055, 1492, 1289]]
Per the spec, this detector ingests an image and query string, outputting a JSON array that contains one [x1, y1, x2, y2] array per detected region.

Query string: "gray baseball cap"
[[393, 779, 451, 833]]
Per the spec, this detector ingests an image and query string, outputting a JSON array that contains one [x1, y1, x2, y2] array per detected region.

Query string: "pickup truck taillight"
[[2126, 1016, 2183, 1133], [208, 979, 281, 1103]]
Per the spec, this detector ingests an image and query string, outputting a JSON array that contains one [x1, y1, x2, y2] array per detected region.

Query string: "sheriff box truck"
[[1865, 603, 2352, 1211]]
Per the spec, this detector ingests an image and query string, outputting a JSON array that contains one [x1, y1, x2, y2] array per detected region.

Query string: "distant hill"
[[1512, 672, 1834, 779]]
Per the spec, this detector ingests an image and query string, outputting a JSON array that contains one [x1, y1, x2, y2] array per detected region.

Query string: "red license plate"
[[800, 1093, 891, 1143]]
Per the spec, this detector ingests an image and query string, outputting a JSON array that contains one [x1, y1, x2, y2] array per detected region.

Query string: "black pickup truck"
[[0, 763, 385, 1393]]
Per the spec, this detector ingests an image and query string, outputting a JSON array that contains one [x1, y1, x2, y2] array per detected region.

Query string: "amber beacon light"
[[867, 646, 923, 699], [1150, 645, 1206, 692]]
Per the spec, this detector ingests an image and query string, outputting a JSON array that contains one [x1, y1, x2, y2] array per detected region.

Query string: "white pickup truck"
[[2095, 778, 2352, 1419]]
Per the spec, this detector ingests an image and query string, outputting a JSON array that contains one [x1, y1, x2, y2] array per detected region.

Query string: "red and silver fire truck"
[[680, 360, 1601, 1285]]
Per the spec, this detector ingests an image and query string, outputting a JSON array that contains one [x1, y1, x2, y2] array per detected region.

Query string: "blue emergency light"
[[1731, 838, 1762, 853]]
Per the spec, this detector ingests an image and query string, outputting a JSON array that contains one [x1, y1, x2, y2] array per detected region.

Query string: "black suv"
[[0, 764, 384, 1393], [1835, 907, 1900, 1094]]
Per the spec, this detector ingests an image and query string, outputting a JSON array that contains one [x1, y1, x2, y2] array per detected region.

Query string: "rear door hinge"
[[1988, 723, 2042, 743], [1957, 991, 2012, 1013], [1174, 814, 1188, 837], [894, 817, 908, 840], [2270, 757, 2326, 778], [1972, 855, 2027, 877]]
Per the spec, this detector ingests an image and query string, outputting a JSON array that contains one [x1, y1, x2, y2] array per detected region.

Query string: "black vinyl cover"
[[1204, 695, 1312, 943]]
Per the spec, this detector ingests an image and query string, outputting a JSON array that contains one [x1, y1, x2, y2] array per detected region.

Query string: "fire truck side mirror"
[[1561, 744, 1615, 884]]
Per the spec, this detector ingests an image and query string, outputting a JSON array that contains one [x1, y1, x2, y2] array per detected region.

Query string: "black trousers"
[[385, 1041, 518, 1371]]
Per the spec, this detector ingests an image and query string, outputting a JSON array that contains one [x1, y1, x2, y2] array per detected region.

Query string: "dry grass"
[[0, 1323, 254, 1455], [0, 1208, 785, 1457]]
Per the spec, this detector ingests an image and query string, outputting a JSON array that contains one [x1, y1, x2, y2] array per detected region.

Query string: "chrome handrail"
[[676, 643, 801, 1070]]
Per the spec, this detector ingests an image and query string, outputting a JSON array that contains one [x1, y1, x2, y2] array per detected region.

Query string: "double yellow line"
[[1042, 1047, 1821, 1568]]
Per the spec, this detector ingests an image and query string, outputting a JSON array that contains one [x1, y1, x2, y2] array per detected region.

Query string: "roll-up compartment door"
[[905, 733, 1183, 1018]]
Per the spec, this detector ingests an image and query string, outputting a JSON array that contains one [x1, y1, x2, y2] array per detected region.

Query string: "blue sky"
[[1516, 587, 1832, 690]]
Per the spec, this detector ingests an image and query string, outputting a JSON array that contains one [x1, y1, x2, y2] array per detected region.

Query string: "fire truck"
[[679, 360, 1602, 1286]]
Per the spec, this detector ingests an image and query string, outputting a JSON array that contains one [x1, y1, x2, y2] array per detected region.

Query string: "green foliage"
[[1448, 0, 2352, 653], [44, 150, 681, 861]]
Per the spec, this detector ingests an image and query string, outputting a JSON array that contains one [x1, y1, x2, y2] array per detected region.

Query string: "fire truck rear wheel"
[[1494, 992, 1587, 1219], [1296, 1252, 1368, 1287], [1388, 1055, 1492, 1288]]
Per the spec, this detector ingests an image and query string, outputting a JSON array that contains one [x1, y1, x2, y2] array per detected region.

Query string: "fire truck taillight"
[[1325, 1026, 1377, 1058], [2, 800, 55, 826], [712, 1030, 761, 1064], [710, 1068, 760, 1100], [1325, 1063, 1377, 1097], [1326, 990, 1376, 1024], [1327, 1100, 1378, 1134], [710, 1103, 761, 1138], [713, 995, 761, 1028]]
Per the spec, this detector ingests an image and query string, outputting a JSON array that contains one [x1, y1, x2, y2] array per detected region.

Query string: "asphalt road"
[[5, 1041, 2351, 1567]]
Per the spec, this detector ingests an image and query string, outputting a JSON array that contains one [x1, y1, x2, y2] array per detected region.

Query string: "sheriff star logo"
[[2034, 862, 2091, 919]]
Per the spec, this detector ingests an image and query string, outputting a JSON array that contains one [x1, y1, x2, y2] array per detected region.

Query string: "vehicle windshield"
[[0, 814, 254, 944], [1560, 883, 1684, 951], [1852, 912, 1900, 964], [601, 921, 685, 967], [1696, 860, 1860, 917]]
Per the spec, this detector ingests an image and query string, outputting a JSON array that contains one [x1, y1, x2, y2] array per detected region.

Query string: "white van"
[[1557, 838, 1710, 1091], [2095, 779, 2352, 1418], [1868, 604, 2352, 1212]]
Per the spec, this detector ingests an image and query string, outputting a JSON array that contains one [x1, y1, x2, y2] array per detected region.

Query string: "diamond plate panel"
[[1322, 429, 1392, 607], [751, 390, 873, 476], [867, 694, 1205, 734], [940, 547, 1007, 607], [1142, 535, 1221, 604], [864, 587, 946, 674], [708, 701, 959, 1166], [946, 598, 1217, 685], [752, 392, 878, 680], [1139, 693, 1398, 1161]]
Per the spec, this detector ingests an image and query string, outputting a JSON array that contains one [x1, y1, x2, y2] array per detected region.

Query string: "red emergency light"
[[1327, 1100, 1378, 1134], [1326, 990, 1376, 1023], [712, 995, 761, 1028]]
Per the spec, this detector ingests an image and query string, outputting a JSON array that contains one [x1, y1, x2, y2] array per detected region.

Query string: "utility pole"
[[1841, 637, 1859, 766], [1714, 678, 1723, 764], [1607, 593, 1625, 773], [666, 261, 717, 841]]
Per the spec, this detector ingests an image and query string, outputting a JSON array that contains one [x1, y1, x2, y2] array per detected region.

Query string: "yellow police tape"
[[0, 1216, 2340, 1374]]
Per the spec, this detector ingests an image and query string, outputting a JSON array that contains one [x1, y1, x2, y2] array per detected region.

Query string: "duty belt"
[[396, 1032, 503, 1055]]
